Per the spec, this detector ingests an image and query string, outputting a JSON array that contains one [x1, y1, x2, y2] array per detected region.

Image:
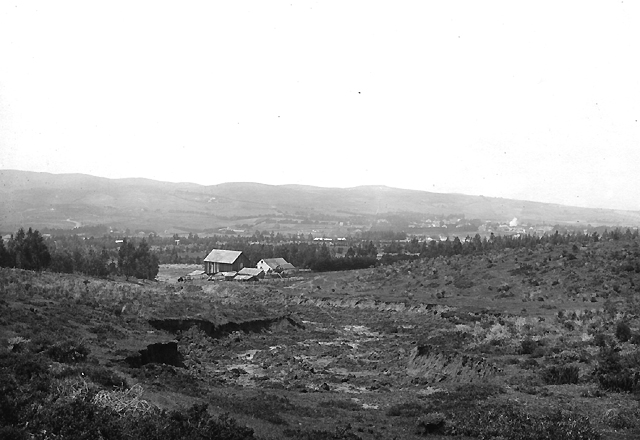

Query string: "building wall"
[[257, 260, 273, 273], [204, 261, 232, 274], [204, 255, 248, 275], [231, 256, 247, 272]]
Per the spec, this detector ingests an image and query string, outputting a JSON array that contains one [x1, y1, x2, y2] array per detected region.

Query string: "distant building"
[[203, 249, 249, 275], [237, 267, 265, 280], [257, 258, 296, 275], [186, 270, 206, 280]]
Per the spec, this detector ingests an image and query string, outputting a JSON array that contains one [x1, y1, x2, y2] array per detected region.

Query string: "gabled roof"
[[260, 258, 296, 270], [204, 249, 244, 264]]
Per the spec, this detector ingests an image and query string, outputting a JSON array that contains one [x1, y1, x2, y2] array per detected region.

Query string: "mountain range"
[[1, 170, 639, 235]]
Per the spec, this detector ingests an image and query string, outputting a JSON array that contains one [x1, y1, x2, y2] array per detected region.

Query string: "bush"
[[445, 402, 600, 440], [453, 276, 474, 289], [416, 412, 446, 435], [386, 401, 427, 417], [597, 371, 639, 393], [520, 338, 538, 355], [602, 407, 639, 430], [593, 333, 608, 347], [542, 364, 580, 385], [615, 321, 632, 343], [0, 350, 257, 440], [46, 340, 90, 363], [594, 344, 640, 393]]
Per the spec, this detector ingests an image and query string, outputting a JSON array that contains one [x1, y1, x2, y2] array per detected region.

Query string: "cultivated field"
[[2, 237, 640, 439]]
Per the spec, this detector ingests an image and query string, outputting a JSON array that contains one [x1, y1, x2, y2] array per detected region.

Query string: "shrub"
[[597, 371, 639, 393], [1, 350, 256, 440], [449, 383, 504, 401], [445, 402, 600, 440], [615, 321, 632, 343], [602, 407, 639, 430], [317, 399, 361, 412], [593, 333, 608, 347], [6, 337, 30, 353], [83, 365, 128, 389], [542, 364, 580, 385], [520, 338, 538, 355], [453, 276, 473, 289], [594, 344, 640, 393], [416, 412, 446, 435], [52, 364, 128, 389], [386, 401, 427, 417], [46, 340, 90, 363]]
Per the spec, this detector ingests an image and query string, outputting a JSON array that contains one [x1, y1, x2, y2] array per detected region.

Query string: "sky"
[[1, 1, 639, 211]]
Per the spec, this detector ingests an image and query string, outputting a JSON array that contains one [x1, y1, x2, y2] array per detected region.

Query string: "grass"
[[2, 236, 640, 438]]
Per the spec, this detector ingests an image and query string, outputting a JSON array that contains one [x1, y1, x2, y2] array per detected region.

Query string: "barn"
[[203, 249, 249, 275]]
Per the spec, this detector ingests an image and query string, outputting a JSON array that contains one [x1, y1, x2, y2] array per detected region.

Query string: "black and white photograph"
[[1, 1, 639, 439]]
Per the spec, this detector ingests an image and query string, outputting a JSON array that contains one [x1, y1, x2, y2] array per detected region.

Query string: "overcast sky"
[[1, 1, 639, 211]]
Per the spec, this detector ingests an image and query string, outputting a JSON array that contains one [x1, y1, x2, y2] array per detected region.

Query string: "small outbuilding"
[[221, 271, 238, 281], [203, 249, 249, 275], [186, 270, 206, 281], [237, 267, 265, 279]]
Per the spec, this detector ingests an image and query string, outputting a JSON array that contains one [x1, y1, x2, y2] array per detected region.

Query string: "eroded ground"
[[2, 238, 640, 438]]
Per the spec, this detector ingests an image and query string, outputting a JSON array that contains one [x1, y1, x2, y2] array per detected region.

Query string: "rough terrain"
[[2, 237, 640, 438]]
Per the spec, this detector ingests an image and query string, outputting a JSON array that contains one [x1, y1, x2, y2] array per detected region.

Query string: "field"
[[2, 237, 640, 439]]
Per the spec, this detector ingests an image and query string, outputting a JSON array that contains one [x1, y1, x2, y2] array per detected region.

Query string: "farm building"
[[257, 258, 296, 275], [186, 270, 206, 280], [203, 249, 249, 275], [237, 267, 265, 280]]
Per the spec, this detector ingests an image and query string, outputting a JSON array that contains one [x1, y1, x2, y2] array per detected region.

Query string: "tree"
[[0, 238, 10, 267], [6, 228, 51, 271], [452, 236, 463, 255], [117, 239, 136, 280], [133, 239, 159, 280], [318, 243, 331, 260], [49, 249, 74, 273]]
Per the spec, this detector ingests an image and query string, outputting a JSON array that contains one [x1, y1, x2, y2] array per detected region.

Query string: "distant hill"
[[1, 170, 639, 234]]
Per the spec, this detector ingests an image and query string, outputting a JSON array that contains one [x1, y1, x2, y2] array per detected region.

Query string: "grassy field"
[[2, 237, 640, 439]]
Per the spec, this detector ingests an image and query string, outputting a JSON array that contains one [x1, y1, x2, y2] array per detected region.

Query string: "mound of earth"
[[148, 314, 304, 338], [407, 344, 501, 383]]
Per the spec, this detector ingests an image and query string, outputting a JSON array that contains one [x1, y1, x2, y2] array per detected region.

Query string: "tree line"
[[0, 228, 159, 280], [3, 226, 638, 278]]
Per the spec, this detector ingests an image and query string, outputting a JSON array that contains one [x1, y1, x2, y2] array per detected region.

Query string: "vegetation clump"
[[444, 402, 600, 440], [0, 350, 257, 440], [541, 364, 580, 385], [615, 320, 632, 343]]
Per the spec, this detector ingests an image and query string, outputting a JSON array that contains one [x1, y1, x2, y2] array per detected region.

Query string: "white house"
[[257, 258, 296, 275]]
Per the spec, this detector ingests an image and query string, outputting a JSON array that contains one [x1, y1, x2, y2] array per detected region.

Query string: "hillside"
[[3, 234, 640, 438], [1, 170, 639, 234]]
